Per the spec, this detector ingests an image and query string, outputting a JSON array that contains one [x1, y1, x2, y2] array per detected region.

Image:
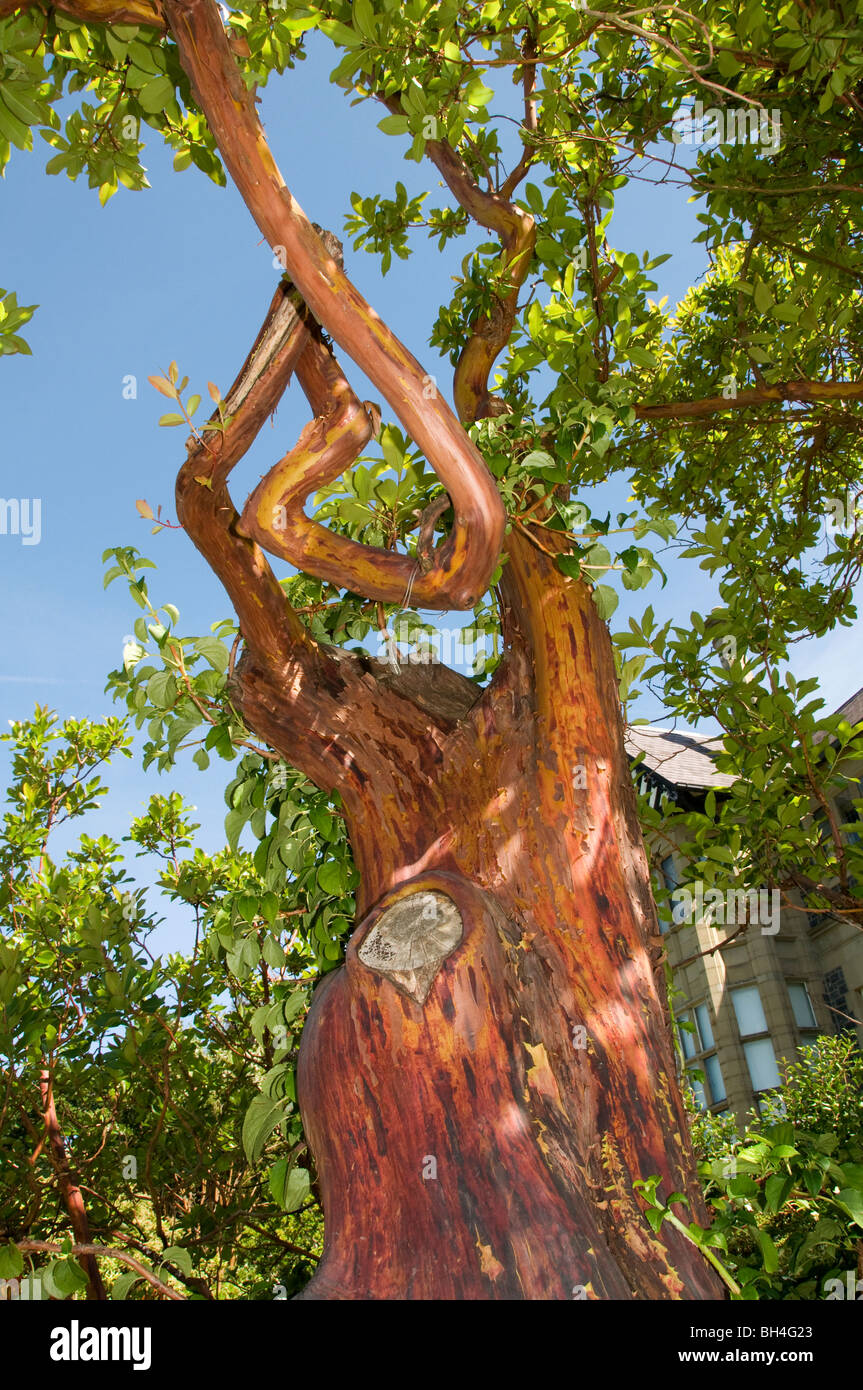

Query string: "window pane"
[[732, 986, 768, 1037], [789, 983, 817, 1029], [703, 1053, 726, 1104], [661, 854, 680, 891], [678, 1013, 697, 1059], [687, 1069, 707, 1110], [695, 1003, 714, 1050], [743, 1038, 781, 1092]]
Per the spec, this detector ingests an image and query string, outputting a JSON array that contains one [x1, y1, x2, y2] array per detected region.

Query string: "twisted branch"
[[165, 0, 505, 611], [380, 71, 538, 424]]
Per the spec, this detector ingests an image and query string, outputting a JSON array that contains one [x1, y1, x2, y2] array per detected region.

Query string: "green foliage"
[[5, 0, 863, 1299], [759, 1035, 863, 1162], [0, 710, 326, 1299], [0, 287, 37, 356], [641, 1034, 863, 1300]]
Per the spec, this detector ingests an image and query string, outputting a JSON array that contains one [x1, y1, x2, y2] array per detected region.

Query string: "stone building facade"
[[628, 693, 863, 1128]]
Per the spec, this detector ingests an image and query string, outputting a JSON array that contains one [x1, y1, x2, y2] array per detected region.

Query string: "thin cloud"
[[0, 675, 77, 684]]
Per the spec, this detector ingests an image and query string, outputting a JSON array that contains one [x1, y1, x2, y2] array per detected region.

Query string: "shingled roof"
[[626, 687, 863, 791], [832, 686, 863, 729], [625, 726, 736, 791]]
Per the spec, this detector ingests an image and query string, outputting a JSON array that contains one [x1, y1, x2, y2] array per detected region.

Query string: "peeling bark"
[[282, 531, 721, 1299], [15, 0, 726, 1299]]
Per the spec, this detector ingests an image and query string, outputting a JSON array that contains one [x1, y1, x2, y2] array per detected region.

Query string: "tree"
[[0, 710, 331, 1300], [3, 0, 863, 1299]]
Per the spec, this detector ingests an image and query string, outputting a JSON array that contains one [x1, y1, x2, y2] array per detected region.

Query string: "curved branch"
[[0, 0, 166, 24], [176, 280, 316, 667], [240, 326, 407, 602], [374, 29, 537, 423], [17, 1240, 186, 1301], [379, 82, 536, 424], [423, 135, 536, 423], [240, 324, 474, 605], [164, 0, 505, 610]]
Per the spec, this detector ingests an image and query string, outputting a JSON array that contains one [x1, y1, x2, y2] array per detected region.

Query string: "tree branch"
[[176, 281, 317, 668], [164, 0, 504, 610], [636, 379, 863, 421], [16, 1239, 185, 1300], [38, 1069, 107, 1300], [0, 0, 166, 25], [378, 87, 536, 424]]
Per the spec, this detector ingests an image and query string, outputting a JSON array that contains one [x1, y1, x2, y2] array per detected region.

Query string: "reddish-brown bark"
[[39, 1070, 107, 1300], [9, 0, 723, 1298], [163, 0, 722, 1299], [279, 532, 721, 1299]]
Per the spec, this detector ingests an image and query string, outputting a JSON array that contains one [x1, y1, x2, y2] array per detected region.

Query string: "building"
[[627, 701, 863, 1128]]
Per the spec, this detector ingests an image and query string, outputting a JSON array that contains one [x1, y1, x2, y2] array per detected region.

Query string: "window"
[[788, 982, 817, 1032], [731, 985, 781, 1095], [661, 855, 680, 892], [655, 854, 680, 936], [677, 1003, 726, 1109], [742, 1038, 781, 1091], [731, 985, 768, 1036]]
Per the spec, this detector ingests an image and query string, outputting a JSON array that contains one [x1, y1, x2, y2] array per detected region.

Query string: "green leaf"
[[627, 345, 659, 369], [112, 1270, 144, 1299], [521, 449, 556, 472], [161, 1245, 192, 1277], [283, 989, 308, 1024], [260, 891, 280, 926], [755, 1229, 779, 1273], [269, 1159, 311, 1212], [555, 554, 582, 581], [237, 893, 259, 923], [836, 1188, 863, 1229], [262, 934, 285, 969], [146, 671, 177, 709], [464, 77, 494, 107], [317, 860, 346, 895], [319, 17, 364, 47], [225, 807, 250, 853], [50, 1257, 89, 1297], [138, 76, 174, 114], [764, 1173, 794, 1214], [592, 585, 619, 620], [194, 636, 230, 672], [377, 113, 409, 135], [242, 1094, 284, 1164], [0, 1241, 23, 1279]]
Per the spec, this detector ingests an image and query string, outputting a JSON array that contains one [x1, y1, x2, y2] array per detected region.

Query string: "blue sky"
[[1, 32, 859, 931]]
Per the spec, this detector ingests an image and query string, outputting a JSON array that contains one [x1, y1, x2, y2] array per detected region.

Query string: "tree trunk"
[[239, 533, 722, 1300], [150, 0, 721, 1301]]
